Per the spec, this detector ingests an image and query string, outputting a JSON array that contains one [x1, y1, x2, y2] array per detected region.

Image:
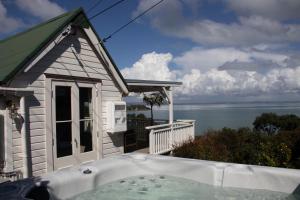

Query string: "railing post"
[[168, 87, 173, 124], [149, 129, 154, 154], [191, 120, 195, 139], [170, 123, 173, 150]]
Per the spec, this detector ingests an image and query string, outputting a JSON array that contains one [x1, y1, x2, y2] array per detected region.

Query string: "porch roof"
[[0, 87, 34, 96], [125, 79, 182, 93]]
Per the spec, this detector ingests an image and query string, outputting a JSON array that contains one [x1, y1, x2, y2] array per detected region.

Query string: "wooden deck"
[[133, 147, 149, 154], [132, 147, 173, 155]]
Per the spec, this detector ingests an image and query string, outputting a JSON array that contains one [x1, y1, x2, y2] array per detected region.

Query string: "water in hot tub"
[[70, 175, 299, 200]]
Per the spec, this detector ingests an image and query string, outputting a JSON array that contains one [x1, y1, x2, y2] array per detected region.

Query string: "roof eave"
[[0, 87, 34, 96], [126, 79, 182, 87], [125, 79, 182, 93]]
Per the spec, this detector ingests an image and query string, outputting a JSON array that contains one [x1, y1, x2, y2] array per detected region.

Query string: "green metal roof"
[[0, 8, 83, 84]]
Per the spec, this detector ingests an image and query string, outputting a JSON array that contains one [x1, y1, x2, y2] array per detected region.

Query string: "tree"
[[253, 113, 300, 135], [143, 93, 165, 125]]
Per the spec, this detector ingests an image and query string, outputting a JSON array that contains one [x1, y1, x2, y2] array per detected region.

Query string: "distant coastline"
[[173, 101, 300, 105], [128, 102, 300, 134]]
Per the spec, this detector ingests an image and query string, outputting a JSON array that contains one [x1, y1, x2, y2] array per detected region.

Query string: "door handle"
[[74, 138, 78, 148]]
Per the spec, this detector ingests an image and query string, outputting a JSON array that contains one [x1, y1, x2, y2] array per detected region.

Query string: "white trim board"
[[82, 27, 128, 95]]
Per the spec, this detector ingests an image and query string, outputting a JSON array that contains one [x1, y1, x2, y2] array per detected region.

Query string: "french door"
[[52, 81, 97, 169]]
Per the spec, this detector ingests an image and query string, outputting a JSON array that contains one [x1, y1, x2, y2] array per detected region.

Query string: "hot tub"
[[1, 153, 300, 199]]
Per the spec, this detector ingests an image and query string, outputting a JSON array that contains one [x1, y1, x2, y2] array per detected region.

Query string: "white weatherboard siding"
[[9, 28, 124, 176]]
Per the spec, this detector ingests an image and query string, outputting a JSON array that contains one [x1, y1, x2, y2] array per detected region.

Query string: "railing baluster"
[[173, 128, 176, 146], [150, 131, 152, 154], [163, 131, 165, 152], [173, 128, 175, 146], [162, 131, 164, 152], [157, 132, 159, 154], [160, 132, 163, 152], [164, 131, 166, 151], [159, 132, 161, 153], [154, 130, 156, 154], [157, 131, 159, 154], [162, 131, 164, 151], [166, 129, 168, 150], [159, 131, 161, 153]]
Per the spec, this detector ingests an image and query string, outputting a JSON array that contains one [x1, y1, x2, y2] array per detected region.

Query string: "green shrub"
[[173, 113, 300, 168], [173, 127, 297, 169], [255, 141, 291, 167], [173, 134, 229, 162]]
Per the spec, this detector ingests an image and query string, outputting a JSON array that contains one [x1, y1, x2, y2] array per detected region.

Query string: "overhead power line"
[[0, 0, 126, 61], [88, 0, 127, 21], [102, 0, 165, 43], [86, 0, 105, 14], [0, 0, 164, 61]]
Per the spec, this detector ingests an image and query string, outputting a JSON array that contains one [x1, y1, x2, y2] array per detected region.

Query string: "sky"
[[1, 0, 300, 103]]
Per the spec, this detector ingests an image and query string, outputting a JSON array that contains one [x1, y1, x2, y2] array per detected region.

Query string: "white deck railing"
[[146, 120, 195, 154]]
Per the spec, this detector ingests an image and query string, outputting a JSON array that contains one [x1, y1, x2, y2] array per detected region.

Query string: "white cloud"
[[121, 51, 300, 99], [0, 1, 23, 33], [227, 0, 300, 21], [178, 67, 300, 96], [174, 47, 288, 72], [218, 60, 281, 72], [121, 52, 176, 81], [134, 0, 300, 46], [174, 47, 250, 72], [15, 0, 65, 20], [167, 15, 300, 46]]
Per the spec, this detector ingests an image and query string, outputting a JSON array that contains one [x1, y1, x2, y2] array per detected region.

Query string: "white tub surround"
[[39, 154, 300, 200]]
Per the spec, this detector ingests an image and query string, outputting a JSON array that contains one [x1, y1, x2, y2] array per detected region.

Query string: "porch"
[[125, 79, 196, 154]]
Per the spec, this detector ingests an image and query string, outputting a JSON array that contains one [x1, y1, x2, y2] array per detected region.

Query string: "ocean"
[[128, 102, 300, 136]]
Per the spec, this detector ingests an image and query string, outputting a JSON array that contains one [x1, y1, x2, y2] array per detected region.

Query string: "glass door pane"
[[79, 87, 93, 153], [55, 86, 72, 158], [0, 112, 4, 164]]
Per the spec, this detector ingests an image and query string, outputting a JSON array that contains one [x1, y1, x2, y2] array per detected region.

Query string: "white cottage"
[[0, 8, 194, 179]]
